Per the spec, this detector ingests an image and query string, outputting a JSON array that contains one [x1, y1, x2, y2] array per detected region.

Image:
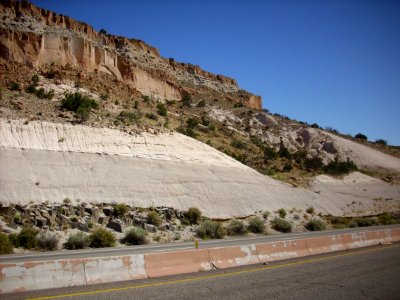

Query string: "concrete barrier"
[[1, 227, 399, 294], [256, 239, 310, 263], [0, 259, 86, 293], [208, 245, 259, 269], [144, 249, 212, 278], [306, 235, 347, 255], [83, 255, 147, 284]]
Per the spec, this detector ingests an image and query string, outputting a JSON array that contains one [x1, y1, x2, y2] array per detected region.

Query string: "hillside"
[[0, 0, 399, 239]]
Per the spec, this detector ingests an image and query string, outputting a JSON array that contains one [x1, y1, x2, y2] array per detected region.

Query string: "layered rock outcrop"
[[0, 0, 262, 108]]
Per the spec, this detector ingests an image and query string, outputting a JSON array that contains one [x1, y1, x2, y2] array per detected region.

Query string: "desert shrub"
[[283, 163, 293, 172], [293, 150, 307, 164], [122, 227, 148, 245], [226, 219, 247, 236], [304, 157, 324, 170], [45, 69, 57, 79], [305, 219, 326, 231], [278, 208, 287, 218], [9, 82, 20, 91], [310, 123, 320, 129], [354, 218, 377, 227], [8, 233, 19, 247], [231, 139, 245, 149], [37, 232, 58, 251], [100, 93, 109, 101], [61, 92, 98, 121], [156, 102, 167, 116], [378, 212, 396, 225], [99, 28, 107, 34], [89, 228, 116, 248], [278, 146, 292, 159], [233, 102, 244, 107], [264, 146, 277, 160], [355, 133, 368, 141], [374, 139, 387, 146], [35, 88, 54, 99], [147, 211, 162, 226], [134, 100, 139, 109], [145, 112, 158, 120], [197, 220, 226, 239], [64, 232, 90, 250], [176, 126, 198, 138], [0, 233, 13, 254], [31, 74, 40, 85], [263, 211, 271, 219], [271, 218, 292, 233], [142, 95, 150, 103], [197, 100, 206, 107], [186, 117, 200, 129], [306, 206, 315, 215], [118, 110, 141, 124], [186, 207, 202, 225], [18, 227, 38, 249], [182, 94, 192, 107], [248, 217, 265, 233], [114, 203, 129, 218], [25, 84, 36, 93], [324, 159, 357, 175], [349, 221, 358, 228]]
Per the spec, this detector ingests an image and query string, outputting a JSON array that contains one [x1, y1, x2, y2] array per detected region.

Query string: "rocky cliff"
[[0, 0, 262, 108]]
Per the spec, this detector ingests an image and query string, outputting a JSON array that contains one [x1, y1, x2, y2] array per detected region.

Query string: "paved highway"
[[5, 243, 400, 300], [1, 224, 399, 263]]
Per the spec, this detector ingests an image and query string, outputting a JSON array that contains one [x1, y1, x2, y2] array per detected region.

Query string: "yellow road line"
[[28, 244, 400, 300]]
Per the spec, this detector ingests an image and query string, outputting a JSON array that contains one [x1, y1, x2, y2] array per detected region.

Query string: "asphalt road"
[[1, 224, 399, 263], [4, 243, 400, 300]]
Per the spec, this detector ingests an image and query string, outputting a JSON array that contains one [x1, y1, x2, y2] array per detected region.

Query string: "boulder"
[[106, 219, 123, 232]]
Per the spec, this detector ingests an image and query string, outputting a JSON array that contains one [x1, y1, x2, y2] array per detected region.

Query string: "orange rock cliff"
[[0, 0, 262, 109]]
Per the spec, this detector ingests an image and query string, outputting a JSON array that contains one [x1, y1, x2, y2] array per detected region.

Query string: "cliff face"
[[0, 0, 262, 109]]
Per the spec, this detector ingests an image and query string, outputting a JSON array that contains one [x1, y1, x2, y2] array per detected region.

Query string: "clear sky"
[[32, 0, 400, 145]]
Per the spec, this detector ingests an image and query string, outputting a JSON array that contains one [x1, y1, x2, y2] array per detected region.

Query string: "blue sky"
[[32, 0, 400, 145]]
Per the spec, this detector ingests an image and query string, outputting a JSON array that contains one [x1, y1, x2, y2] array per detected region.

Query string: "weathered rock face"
[[1, 119, 399, 218], [0, 0, 262, 108]]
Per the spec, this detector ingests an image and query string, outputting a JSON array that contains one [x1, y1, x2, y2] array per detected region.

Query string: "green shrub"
[[89, 228, 116, 248], [354, 218, 377, 227], [378, 212, 396, 225], [34, 88, 54, 99], [182, 94, 191, 107], [176, 126, 198, 138], [142, 95, 150, 103], [278, 208, 287, 218], [324, 159, 357, 175], [197, 220, 226, 239], [186, 207, 202, 225], [304, 157, 324, 170], [31, 74, 40, 85], [248, 217, 265, 233], [197, 100, 206, 107], [231, 139, 245, 149], [147, 211, 162, 226], [226, 219, 247, 236], [8, 233, 19, 247], [25, 84, 36, 93], [99, 29, 107, 34], [122, 227, 148, 245], [145, 112, 158, 120], [306, 206, 315, 215], [64, 232, 90, 250], [186, 117, 200, 129], [114, 203, 129, 218], [61, 92, 98, 121], [9, 82, 20, 91], [118, 111, 141, 124], [305, 219, 326, 231], [374, 139, 387, 146], [156, 103, 167, 116], [271, 218, 292, 233], [37, 232, 58, 251], [18, 227, 38, 249], [283, 163, 293, 172], [264, 146, 277, 160], [0, 233, 13, 254], [278, 146, 291, 159], [310, 123, 320, 129], [355, 133, 367, 141]]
